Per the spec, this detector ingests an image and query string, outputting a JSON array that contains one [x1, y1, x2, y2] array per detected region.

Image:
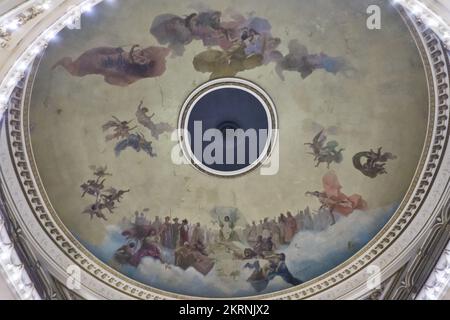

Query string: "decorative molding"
[[382, 203, 450, 299], [396, 0, 450, 48], [363, 273, 400, 300], [0, 71, 85, 300], [0, 1, 50, 48], [0, 0, 449, 300], [416, 241, 450, 300]]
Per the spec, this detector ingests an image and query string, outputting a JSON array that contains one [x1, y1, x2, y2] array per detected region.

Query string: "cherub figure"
[[83, 203, 108, 221], [89, 165, 112, 178], [80, 179, 105, 198], [101, 188, 130, 205], [135, 101, 173, 140], [80, 166, 130, 221], [102, 117, 136, 142]]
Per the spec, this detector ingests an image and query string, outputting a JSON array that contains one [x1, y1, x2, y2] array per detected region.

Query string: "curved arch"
[[0, 0, 449, 300]]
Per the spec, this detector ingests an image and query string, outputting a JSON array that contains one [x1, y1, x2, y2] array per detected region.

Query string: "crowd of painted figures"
[[113, 210, 305, 288], [243, 212, 301, 249], [115, 209, 310, 269], [93, 167, 367, 285], [115, 213, 217, 274], [110, 170, 370, 290]]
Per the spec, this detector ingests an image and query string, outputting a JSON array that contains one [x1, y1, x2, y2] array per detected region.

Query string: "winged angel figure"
[[305, 130, 344, 168], [102, 116, 156, 158], [80, 166, 130, 221], [305, 171, 368, 224]]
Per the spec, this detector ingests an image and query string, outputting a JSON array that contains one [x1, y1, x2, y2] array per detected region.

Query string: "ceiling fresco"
[[26, 0, 429, 298]]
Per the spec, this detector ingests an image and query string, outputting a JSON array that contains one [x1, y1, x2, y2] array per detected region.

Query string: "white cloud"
[[84, 203, 397, 297]]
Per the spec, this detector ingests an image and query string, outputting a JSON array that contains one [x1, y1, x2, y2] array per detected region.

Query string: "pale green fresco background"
[[29, 0, 427, 253]]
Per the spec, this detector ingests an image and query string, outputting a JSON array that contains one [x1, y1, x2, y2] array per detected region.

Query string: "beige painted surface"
[[24, 0, 430, 297]]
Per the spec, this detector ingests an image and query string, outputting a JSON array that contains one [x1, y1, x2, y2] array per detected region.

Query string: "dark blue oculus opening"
[[187, 87, 269, 173]]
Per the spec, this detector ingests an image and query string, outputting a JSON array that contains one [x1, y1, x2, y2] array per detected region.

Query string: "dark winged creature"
[[353, 147, 397, 178], [305, 130, 344, 168], [115, 133, 157, 158]]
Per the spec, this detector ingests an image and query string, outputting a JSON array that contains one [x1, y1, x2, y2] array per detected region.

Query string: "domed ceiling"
[[25, 0, 429, 298]]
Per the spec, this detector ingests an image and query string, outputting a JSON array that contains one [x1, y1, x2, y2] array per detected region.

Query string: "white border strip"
[[0, 0, 448, 300]]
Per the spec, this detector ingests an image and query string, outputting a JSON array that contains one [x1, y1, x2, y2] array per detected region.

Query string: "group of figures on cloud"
[[305, 129, 397, 179], [113, 210, 303, 292], [80, 166, 129, 221], [110, 170, 366, 293], [241, 171, 368, 250], [102, 100, 173, 158], [52, 9, 350, 85], [151, 10, 349, 79], [242, 212, 299, 249], [52, 45, 171, 86], [114, 213, 258, 274], [151, 10, 281, 78], [114, 213, 216, 276]]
